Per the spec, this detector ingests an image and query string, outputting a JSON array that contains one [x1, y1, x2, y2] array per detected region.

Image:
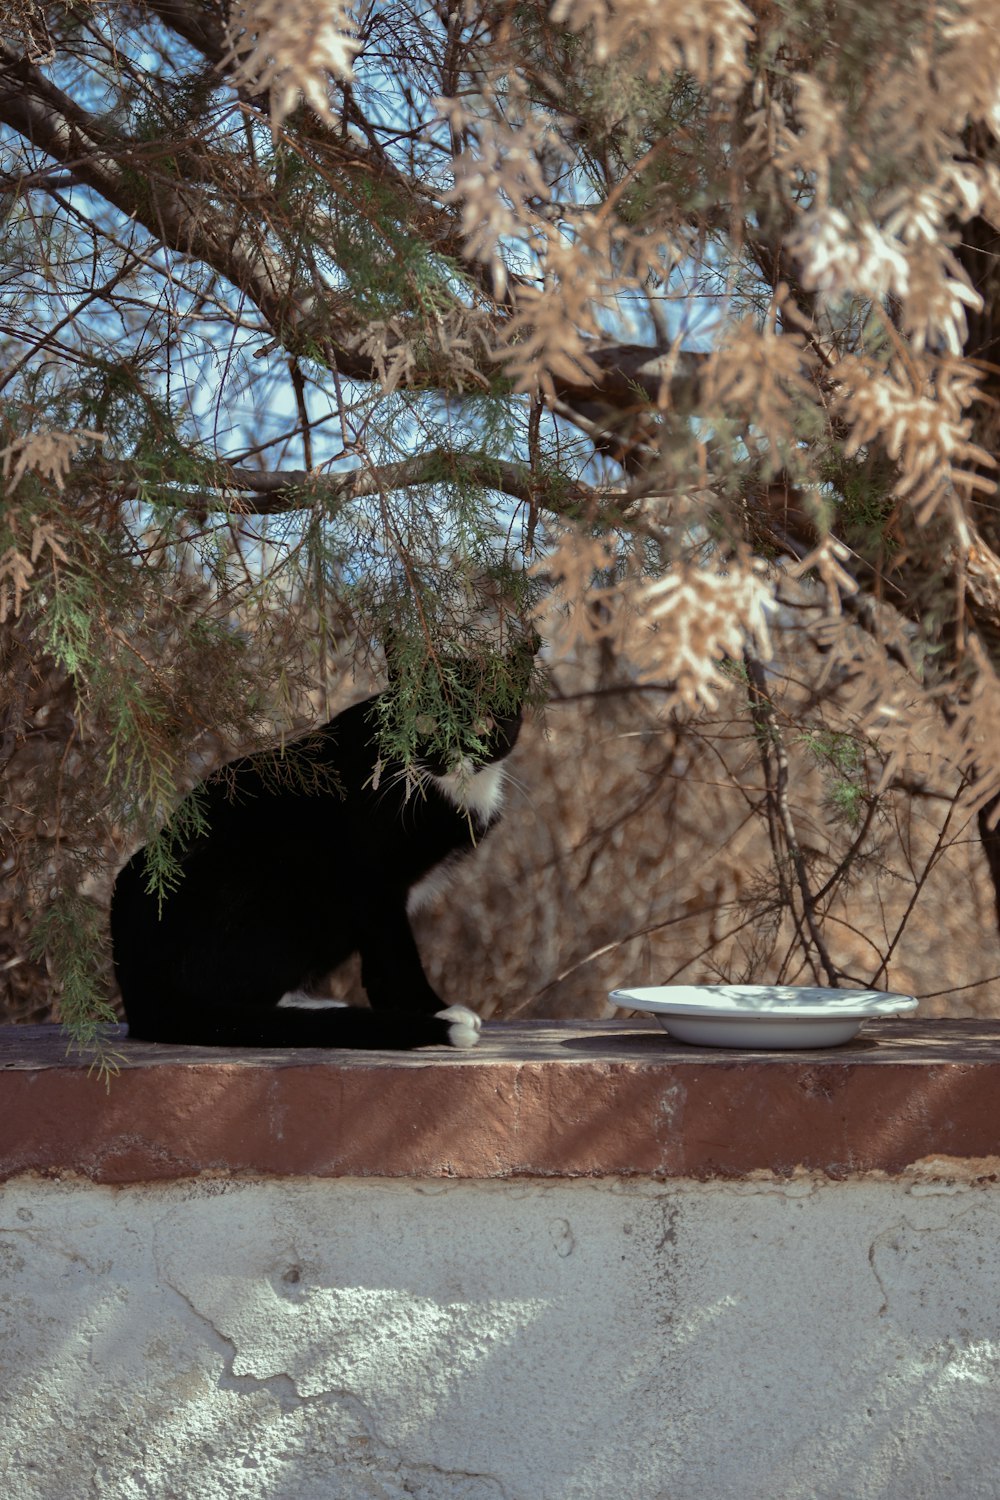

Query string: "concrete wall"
[[4, 1169, 1000, 1500]]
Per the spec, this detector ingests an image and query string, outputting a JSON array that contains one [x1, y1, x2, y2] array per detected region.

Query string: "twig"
[[867, 784, 964, 989], [290, 357, 313, 471], [744, 647, 843, 986], [811, 793, 882, 906]]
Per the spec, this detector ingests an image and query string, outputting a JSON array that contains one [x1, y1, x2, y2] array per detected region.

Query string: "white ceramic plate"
[[608, 985, 918, 1049]]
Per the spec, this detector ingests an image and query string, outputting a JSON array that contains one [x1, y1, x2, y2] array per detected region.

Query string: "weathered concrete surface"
[[3, 1020, 1000, 1181], [2, 1172, 1000, 1500]]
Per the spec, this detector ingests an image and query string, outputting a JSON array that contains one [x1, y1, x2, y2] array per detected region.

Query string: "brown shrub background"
[[4, 634, 1000, 1026]]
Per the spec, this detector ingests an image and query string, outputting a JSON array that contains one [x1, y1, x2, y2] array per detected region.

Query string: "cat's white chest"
[[428, 760, 507, 821], [405, 763, 506, 915]]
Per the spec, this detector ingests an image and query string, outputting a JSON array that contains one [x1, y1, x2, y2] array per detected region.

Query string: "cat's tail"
[[123, 997, 482, 1050]]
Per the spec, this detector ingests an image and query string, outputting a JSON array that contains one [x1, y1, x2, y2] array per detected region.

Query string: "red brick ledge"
[[1, 1019, 999, 1184]]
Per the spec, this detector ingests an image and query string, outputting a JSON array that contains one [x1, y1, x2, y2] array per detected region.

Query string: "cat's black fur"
[[110, 654, 532, 1050]]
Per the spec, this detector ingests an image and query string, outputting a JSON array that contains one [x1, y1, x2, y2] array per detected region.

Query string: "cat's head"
[[382, 628, 541, 777]]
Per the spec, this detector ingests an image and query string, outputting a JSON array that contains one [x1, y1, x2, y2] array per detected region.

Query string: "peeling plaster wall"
[[2, 1173, 1000, 1500]]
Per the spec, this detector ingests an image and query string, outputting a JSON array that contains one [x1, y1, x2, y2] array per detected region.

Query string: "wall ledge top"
[[1, 1018, 998, 1183]]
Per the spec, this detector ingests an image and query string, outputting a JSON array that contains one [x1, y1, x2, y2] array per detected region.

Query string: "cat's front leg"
[[358, 903, 445, 1013]]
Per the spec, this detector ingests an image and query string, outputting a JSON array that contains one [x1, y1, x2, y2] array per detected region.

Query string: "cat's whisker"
[[481, 761, 536, 815], [498, 767, 532, 805]]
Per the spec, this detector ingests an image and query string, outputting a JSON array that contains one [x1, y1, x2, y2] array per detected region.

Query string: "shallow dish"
[[608, 984, 918, 1050]]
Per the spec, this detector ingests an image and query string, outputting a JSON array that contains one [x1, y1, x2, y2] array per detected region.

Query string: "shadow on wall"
[[2, 1172, 1000, 1500]]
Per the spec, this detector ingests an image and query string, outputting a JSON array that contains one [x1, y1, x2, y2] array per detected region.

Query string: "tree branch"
[[101, 453, 602, 516]]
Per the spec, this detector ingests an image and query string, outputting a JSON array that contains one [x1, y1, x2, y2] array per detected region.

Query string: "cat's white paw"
[[277, 992, 349, 1009], [436, 1004, 482, 1049]]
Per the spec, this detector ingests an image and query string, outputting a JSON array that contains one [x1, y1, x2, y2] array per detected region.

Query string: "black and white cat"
[[110, 646, 534, 1050]]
